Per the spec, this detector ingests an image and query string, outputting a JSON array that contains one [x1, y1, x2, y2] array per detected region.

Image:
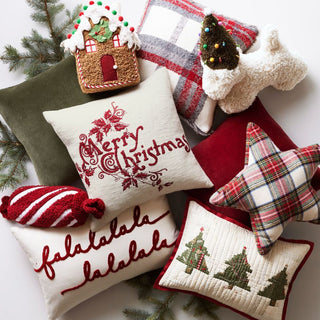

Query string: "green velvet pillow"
[[0, 56, 110, 185]]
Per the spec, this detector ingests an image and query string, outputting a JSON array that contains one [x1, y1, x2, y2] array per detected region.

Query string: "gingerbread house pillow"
[[61, 1, 141, 93]]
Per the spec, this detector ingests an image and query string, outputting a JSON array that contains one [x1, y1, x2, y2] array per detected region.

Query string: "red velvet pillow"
[[188, 98, 320, 227]]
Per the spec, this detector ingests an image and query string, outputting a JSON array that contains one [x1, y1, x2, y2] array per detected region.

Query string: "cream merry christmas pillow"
[[44, 68, 213, 230]]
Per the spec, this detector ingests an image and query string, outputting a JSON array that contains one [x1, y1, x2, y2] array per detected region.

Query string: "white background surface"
[[0, 0, 319, 319]]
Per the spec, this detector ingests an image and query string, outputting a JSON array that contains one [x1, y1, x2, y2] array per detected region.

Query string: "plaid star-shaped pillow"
[[210, 122, 320, 255]]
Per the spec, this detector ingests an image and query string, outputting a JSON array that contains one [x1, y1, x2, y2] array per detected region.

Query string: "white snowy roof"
[[61, 1, 141, 53]]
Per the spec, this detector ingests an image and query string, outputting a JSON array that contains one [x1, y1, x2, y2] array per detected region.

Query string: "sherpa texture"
[[202, 25, 308, 113], [0, 185, 105, 228], [137, 0, 258, 134], [11, 196, 177, 320], [155, 199, 313, 320], [44, 69, 213, 231], [210, 123, 320, 255]]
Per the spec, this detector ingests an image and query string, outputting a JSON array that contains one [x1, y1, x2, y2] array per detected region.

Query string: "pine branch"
[[0, 121, 28, 190], [0, 0, 80, 78], [183, 296, 220, 320], [124, 270, 221, 320]]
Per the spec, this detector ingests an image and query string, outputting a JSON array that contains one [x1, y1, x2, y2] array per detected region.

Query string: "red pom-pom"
[[119, 16, 124, 22], [82, 198, 105, 219], [74, 24, 79, 29], [89, 1, 94, 5], [130, 27, 135, 32], [67, 34, 72, 39], [0, 196, 10, 218], [79, 12, 84, 16], [105, 5, 110, 10]]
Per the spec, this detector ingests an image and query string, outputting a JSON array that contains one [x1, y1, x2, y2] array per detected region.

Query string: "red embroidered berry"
[[119, 16, 124, 22], [105, 5, 110, 10], [67, 34, 72, 39], [89, 1, 94, 5], [130, 27, 135, 32], [79, 12, 84, 16]]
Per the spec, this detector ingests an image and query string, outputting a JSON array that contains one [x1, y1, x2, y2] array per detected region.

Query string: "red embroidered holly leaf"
[[85, 167, 95, 177], [156, 179, 162, 185], [109, 115, 123, 123], [164, 182, 173, 187], [114, 123, 128, 131], [103, 123, 112, 135], [122, 178, 132, 191], [121, 169, 130, 177], [158, 185, 163, 192], [93, 118, 106, 127], [135, 172, 149, 180], [85, 176, 91, 187], [89, 127, 100, 136], [96, 131, 104, 143], [104, 110, 112, 120], [132, 178, 138, 188]]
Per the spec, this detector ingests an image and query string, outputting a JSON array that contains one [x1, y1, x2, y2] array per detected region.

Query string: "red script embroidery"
[[34, 206, 171, 281]]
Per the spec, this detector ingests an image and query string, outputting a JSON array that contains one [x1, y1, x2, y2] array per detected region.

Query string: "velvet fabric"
[[188, 98, 320, 227], [0, 56, 111, 185]]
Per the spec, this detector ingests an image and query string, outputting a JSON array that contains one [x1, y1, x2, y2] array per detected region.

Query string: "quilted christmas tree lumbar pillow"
[[12, 196, 177, 320], [44, 68, 213, 230], [155, 199, 313, 320], [210, 123, 320, 255]]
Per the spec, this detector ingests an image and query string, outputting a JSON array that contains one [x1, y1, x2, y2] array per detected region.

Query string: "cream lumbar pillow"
[[12, 196, 178, 320], [155, 200, 313, 320], [44, 68, 213, 230]]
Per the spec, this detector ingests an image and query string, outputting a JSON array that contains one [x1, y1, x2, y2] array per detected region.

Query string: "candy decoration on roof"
[[61, 1, 141, 94], [0, 185, 105, 228], [199, 9, 239, 70]]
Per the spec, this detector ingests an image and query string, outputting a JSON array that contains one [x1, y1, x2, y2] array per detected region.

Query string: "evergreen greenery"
[[0, 0, 81, 78], [124, 270, 220, 320], [0, 121, 28, 190]]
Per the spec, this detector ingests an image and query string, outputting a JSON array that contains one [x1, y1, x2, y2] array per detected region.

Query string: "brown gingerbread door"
[[100, 55, 118, 82]]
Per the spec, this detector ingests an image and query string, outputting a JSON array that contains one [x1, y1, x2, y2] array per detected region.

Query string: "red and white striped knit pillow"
[[0, 185, 105, 228]]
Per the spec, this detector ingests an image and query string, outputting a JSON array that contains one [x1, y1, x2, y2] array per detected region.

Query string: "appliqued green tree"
[[214, 246, 252, 291], [258, 265, 288, 306], [176, 227, 210, 275], [89, 19, 113, 43]]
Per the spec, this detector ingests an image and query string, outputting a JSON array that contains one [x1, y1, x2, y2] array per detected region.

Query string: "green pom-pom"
[[77, 18, 81, 24], [112, 10, 117, 15], [72, 30, 76, 34], [203, 44, 208, 49], [97, 1, 102, 5], [83, 5, 88, 10], [124, 21, 129, 27]]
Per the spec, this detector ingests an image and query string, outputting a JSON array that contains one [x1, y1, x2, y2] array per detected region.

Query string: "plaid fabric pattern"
[[210, 122, 320, 255], [137, 0, 258, 135]]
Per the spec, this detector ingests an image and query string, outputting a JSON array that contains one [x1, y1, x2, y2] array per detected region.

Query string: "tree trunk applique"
[[214, 247, 252, 291], [176, 227, 210, 275]]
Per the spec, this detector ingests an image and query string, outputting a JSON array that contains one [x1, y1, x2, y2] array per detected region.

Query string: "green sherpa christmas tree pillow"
[[0, 56, 111, 186]]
